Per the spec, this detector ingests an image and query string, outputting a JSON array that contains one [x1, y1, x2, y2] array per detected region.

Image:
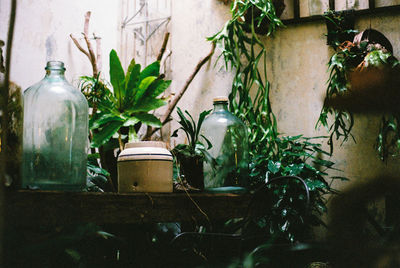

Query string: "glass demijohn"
[[201, 97, 248, 189], [22, 61, 88, 191]]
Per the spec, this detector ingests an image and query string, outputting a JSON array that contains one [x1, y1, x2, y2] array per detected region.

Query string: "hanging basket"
[[324, 29, 400, 113]]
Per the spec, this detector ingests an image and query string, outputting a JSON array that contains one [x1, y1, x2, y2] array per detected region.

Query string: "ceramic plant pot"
[[117, 141, 173, 193]]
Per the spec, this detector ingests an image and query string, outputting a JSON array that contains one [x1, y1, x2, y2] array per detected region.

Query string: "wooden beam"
[[282, 4, 400, 25], [5, 190, 252, 227]]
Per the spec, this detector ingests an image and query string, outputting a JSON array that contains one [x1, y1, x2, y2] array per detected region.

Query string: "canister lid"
[[125, 141, 167, 149], [213, 96, 228, 104]]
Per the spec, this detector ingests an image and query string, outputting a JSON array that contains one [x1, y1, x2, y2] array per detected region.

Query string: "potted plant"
[[89, 49, 171, 187], [171, 108, 213, 190]]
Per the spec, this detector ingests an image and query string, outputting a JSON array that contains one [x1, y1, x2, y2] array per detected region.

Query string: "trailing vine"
[[317, 11, 400, 160], [209, 0, 342, 242]]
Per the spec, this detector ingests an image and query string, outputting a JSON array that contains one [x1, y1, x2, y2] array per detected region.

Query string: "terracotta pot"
[[324, 67, 400, 113], [117, 141, 173, 193]]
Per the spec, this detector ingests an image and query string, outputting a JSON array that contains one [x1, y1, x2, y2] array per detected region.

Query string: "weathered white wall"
[[0, 0, 120, 89]]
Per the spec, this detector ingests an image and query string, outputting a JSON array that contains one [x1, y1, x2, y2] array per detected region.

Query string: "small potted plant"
[[171, 108, 213, 190]]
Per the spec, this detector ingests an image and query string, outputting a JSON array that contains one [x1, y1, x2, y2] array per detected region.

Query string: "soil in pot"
[[177, 154, 204, 190]]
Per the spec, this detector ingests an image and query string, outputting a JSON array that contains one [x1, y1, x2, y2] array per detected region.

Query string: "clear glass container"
[[22, 61, 88, 191], [201, 97, 249, 189]]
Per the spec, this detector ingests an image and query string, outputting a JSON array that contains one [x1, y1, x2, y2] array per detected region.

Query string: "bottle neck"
[[45, 69, 65, 78], [45, 61, 66, 79], [213, 102, 228, 112]]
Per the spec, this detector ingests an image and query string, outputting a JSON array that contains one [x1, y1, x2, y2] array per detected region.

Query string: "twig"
[[162, 42, 215, 124], [94, 34, 102, 71], [177, 175, 211, 229], [69, 34, 91, 59], [69, 11, 99, 77], [144, 42, 216, 140], [157, 32, 170, 61]]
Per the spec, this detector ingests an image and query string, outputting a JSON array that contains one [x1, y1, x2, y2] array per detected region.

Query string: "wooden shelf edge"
[[5, 190, 253, 226]]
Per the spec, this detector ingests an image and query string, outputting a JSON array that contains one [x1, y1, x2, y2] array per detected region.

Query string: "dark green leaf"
[[109, 49, 126, 109], [134, 113, 162, 127], [91, 120, 125, 148]]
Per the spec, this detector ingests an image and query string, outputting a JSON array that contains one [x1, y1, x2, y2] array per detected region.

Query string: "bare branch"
[[143, 42, 216, 140], [69, 34, 91, 59], [157, 32, 170, 61], [70, 11, 99, 77], [161, 42, 216, 124], [94, 34, 102, 71], [84, 11, 91, 36]]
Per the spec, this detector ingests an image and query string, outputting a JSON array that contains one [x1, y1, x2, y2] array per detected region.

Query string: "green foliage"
[[210, 0, 340, 242], [317, 30, 400, 160], [316, 44, 357, 153], [171, 107, 212, 159], [90, 49, 170, 148]]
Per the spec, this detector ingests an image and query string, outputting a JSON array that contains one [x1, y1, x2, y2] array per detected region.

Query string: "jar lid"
[[213, 96, 228, 104], [125, 141, 167, 149]]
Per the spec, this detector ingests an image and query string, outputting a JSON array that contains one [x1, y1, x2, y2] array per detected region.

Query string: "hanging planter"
[[324, 29, 400, 113]]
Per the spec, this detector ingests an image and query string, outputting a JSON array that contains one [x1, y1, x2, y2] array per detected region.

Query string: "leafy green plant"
[[210, 0, 340, 242], [172, 107, 212, 158], [79, 49, 171, 188], [91, 49, 171, 149], [171, 108, 213, 189], [317, 29, 400, 160], [316, 41, 357, 153]]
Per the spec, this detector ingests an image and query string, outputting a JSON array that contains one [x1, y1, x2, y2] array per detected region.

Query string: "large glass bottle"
[[22, 61, 88, 191], [201, 97, 248, 189]]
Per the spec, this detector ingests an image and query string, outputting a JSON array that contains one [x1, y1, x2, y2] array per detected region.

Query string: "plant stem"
[[144, 42, 216, 140]]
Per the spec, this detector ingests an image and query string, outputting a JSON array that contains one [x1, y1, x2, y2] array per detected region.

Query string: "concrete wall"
[[0, 0, 120, 89]]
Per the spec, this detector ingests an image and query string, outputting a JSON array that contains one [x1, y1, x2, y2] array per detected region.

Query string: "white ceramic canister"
[[117, 141, 173, 193]]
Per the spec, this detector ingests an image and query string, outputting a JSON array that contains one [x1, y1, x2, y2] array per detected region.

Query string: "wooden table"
[[5, 190, 253, 227]]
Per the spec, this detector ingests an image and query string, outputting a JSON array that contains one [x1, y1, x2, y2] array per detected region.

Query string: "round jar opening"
[[45, 61, 66, 71]]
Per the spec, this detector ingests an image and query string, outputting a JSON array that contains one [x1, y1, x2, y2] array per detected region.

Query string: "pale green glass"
[[201, 99, 249, 189], [22, 61, 88, 191]]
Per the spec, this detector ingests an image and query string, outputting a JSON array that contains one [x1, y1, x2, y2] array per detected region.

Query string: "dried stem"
[[144, 42, 216, 140], [70, 11, 99, 77], [69, 34, 91, 59], [162, 42, 215, 124], [157, 32, 170, 61]]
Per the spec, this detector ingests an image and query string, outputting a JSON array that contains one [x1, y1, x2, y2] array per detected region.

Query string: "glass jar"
[[201, 97, 248, 189], [22, 61, 88, 191]]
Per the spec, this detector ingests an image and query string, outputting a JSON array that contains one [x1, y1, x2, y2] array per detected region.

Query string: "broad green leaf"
[[123, 117, 139, 127], [139, 61, 160, 82], [196, 109, 212, 141], [134, 113, 162, 127], [127, 98, 166, 113], [109, 49, 126, 109], [134, 76, 157, 104], [125, 58, 136, 88], [91, 120, 125, 148], [145, 79, 171, 100], [125, 64, 141, 105], [91, 113, 124, 130]]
